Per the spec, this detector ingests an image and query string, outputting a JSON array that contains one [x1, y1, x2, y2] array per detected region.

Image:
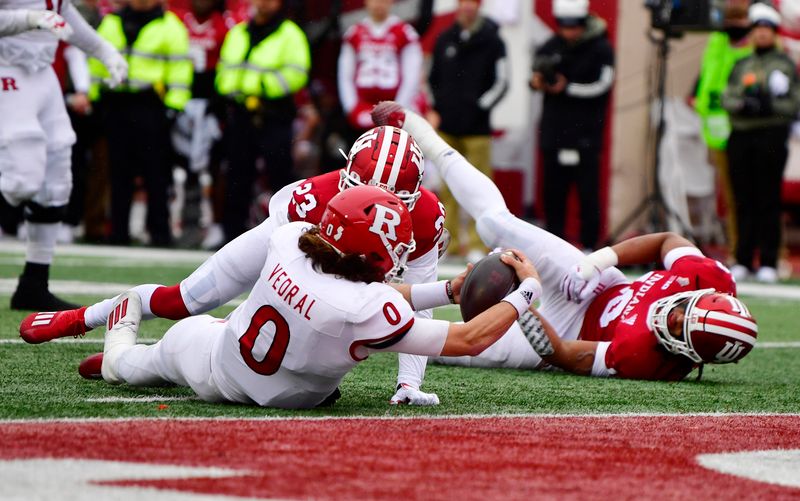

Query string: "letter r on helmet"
[[370, 204, 400, 242]]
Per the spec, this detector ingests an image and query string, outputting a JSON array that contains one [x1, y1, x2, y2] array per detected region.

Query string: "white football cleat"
[[101, 291, 142, 384]]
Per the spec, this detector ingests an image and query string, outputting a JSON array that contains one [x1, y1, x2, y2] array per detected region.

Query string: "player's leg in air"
[[372, 102, 627, 367], [19, 216, 281, 344]]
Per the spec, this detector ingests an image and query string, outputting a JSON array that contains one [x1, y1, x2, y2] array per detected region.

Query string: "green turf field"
[[1, 245, 799, 419]]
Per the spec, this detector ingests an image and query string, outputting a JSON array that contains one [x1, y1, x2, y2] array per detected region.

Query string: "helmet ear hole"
[[363, 204, 374, 215]]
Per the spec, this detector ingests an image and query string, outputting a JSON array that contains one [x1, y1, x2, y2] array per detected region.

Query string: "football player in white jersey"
[[0, 1, 126, 310], [21, 126, 448, 406], [73, 186, 541, 409]]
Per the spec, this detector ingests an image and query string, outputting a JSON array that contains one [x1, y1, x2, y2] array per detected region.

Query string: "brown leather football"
[[459, 252, 520, 321]]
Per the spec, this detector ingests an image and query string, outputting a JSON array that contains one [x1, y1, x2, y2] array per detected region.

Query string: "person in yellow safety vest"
[[215, 0, 310, 243], [693, 0, 752, 255], [88, 0, 193, 247]]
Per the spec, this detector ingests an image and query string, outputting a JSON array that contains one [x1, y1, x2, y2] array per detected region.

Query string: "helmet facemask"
[[649, 289, 716, 363]]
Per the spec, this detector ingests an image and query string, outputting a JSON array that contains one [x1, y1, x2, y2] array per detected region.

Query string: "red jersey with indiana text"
[[343, 17, 419, 105], [580, 254, 737, 380], [287, 170, 445, 261]]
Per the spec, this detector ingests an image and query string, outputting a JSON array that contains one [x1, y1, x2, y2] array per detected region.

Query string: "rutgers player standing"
[[0, 0, 126, 310], [67, 187, 541, 409], [372, 101, 758, 381], [337, 0, 421, 131], [20, 125, 449, 404]]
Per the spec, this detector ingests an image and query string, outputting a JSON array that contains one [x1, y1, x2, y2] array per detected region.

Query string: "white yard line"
[[0, 241, 211, 263], [85, 396, 198, 403], [1, 412, 800, 425]]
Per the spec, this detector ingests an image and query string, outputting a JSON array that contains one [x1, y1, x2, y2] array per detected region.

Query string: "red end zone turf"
[[1, 415, 799, 499]]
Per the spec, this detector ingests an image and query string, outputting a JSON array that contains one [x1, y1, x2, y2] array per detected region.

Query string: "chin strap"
[[694, 364, 704, 382]]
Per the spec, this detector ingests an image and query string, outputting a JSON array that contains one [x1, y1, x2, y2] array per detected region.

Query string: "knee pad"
[[0, 136, 47, 206], [33, 146, 73, 207], [24, 202, 67, 223]]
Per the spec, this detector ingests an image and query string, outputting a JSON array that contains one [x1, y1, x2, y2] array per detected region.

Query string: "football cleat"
[[11, 278, 80, 311], [102, 291, 142, 384], [78, 353, 103, 380], [19, 306, 90, 344], [370, 101, 407, 129], [371, 101, 452, 162]]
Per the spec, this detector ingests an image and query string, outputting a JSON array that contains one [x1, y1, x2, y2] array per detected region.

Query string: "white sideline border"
[[1, 412, 800, 425]]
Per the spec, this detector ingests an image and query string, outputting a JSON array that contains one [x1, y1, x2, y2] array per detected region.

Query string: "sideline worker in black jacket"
[[429, 0, 508, 262], [530, 0, 614, 251]]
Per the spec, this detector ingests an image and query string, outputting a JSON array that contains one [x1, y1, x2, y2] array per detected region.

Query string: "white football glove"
[[561, 263, 603, 304], [560, 247, 618, 304], [98, 47, 128, 88], [390, 383, 440, 406], [27, 10, 73, 41]]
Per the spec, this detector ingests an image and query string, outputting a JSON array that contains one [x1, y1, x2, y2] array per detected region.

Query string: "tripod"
[[605, 27, 696, 245]]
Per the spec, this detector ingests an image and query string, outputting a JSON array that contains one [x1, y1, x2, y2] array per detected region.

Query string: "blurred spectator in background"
[[170, 0, 227, 248], [722, 3, 800, 283], [428, 0, 508, 262], [215, 0, 310, 243], [694, 0, 752, 254], [337, 0, 421, 139], [90, 0, 192, 247], [530, 0, 614, 251]]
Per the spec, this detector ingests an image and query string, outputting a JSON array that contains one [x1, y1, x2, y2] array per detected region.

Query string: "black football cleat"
[[11, 275, 80, 311]]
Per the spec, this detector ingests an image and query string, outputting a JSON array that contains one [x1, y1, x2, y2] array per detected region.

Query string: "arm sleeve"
[[565, 64, 614, 98], [662, 246, 704, 270], [263, 23, 310, 99], [769, 60, 800, 119], [62, 4, 114, 59], [337, 41, 357, 113], [0, 10, 32, 37], [180, 216, 280, 314], [478, 54, 510, 110], [164, 20, 193, 111], [722, 60, 746, 113], [64, 45, 90, 93], [375, 318, 449, 357], [395, 40, 422, 108], [590, 341, 614, 377]]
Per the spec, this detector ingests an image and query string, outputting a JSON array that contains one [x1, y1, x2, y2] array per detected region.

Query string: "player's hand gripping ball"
[[459, 251, 521, 321]]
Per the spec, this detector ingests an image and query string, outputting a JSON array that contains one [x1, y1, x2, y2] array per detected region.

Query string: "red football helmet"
[[650, 289, 758, 364], [339, 126, 424, 211], [318, 185, 416, 282]]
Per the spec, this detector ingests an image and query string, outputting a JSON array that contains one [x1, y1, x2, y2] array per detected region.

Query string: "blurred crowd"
[[5, 0, 797, 286]]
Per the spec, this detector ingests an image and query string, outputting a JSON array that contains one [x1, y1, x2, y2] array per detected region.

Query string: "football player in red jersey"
[[372, 101, 758, 381], [337, 0, 422, 131], [20, 125, 449, 403]]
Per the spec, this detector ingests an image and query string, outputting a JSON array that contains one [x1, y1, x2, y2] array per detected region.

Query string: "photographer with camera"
[[721, 3, 800, 284], [529, 0, 614, 251]]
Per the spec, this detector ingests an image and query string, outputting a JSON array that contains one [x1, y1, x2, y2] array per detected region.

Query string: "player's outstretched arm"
[[562, 232, 695, 303], [520, 309, 600, 376]]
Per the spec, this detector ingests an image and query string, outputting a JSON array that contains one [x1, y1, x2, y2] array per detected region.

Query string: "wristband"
[[501, 277, 542, 318], [579, 246, 618, 279], [445, 280, 456, 304], [410, 280, 451, 311]]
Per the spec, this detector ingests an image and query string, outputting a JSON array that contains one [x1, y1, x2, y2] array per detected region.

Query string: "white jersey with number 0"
[[210, 222, 416, 408]]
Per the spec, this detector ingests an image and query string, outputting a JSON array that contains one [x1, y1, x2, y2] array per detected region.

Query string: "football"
[[459, 252, 520, 321]]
